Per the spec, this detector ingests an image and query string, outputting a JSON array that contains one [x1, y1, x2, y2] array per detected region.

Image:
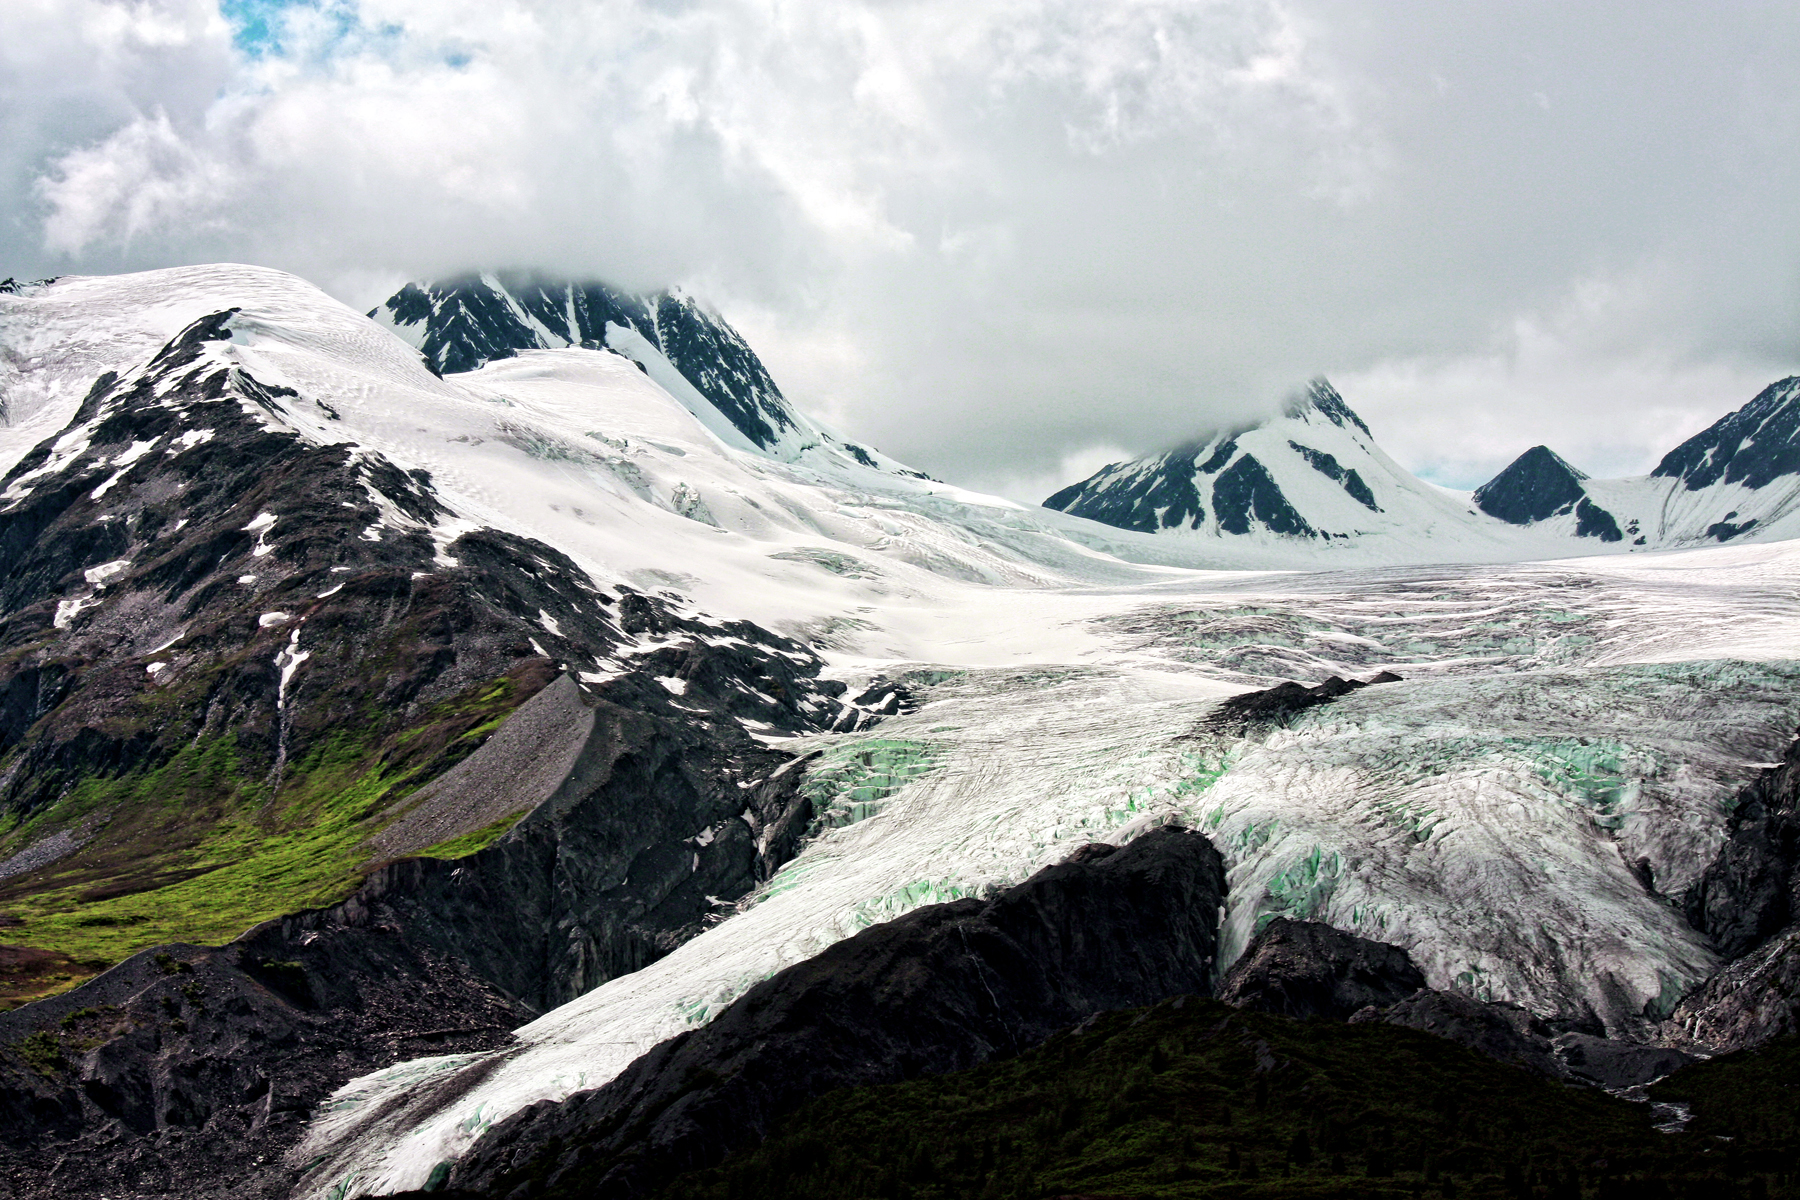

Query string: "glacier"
[[5, 267, 1800, 1198]]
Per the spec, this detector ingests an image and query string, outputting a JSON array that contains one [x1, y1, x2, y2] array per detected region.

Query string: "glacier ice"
[[5, 266, 1798, 1199]]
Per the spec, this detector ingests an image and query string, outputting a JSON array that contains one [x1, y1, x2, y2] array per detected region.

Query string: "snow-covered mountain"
[[372, 272, 918, 474], [6, 266, 1800, 1199], [1042, 378, 1546, 560], [1472, 377, 1800, 550]]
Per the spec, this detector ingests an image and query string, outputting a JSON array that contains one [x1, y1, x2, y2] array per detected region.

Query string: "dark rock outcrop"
[[1472, 445, 1592, 527], [1574, 495, 1624, 542], [1655, 727, 1800, 1053], [1212, 452, 1314, 537], [362, 687, 826, 1012], [1668, 928, 1800, 1051], [1553, 1031, 1695, 1091], [1195, 671, 1403, 737], [1349, 968, 1695, 1089], [0, 924, 528, 1199], [1682, 728, 1800, 962], [1223, 919, 1696, 1088], [1654, 376, 1800, 492], [1044, 444, 1211, 533], [1219, 917, 1425, 1019], [1288, 440, 1381, 511], [1367, 988, 1643, 1088], [441, 826, 1228, 1199], [373, 275, 798, 451]]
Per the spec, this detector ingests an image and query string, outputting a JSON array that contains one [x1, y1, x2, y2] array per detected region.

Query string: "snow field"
[[297, 546, 1800, 1196], [10, 267, 1800, 1199]]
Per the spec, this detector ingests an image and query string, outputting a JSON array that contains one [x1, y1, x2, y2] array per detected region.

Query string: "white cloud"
[[38, 108, 238, 252], [2, 0, 1796, 504], [1338, 267, 1788, 489]]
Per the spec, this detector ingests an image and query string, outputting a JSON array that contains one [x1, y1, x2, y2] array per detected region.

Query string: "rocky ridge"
[[1040, 378, 1537, 563], [431, 825, 1228, 1199], [0, 302, 893, 1196], [373, 275, 795, 458], [1050, 373, 1800, 555]]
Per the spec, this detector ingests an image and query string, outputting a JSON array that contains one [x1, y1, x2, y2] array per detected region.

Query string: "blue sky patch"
[[219, 0, 357, 59]]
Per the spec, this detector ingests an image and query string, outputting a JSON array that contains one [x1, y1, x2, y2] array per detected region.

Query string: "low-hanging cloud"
[[4, 0, 1798, 499]]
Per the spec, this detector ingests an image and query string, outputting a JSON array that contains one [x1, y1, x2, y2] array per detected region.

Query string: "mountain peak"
[[1652, 375, 1800, 492], [1470, 446, 1624, 543], [373, 273, 800, 454], [1472, 446, 1588, 526], [1041, 378, 1487, 550], [1286, 377, 1372, 437]]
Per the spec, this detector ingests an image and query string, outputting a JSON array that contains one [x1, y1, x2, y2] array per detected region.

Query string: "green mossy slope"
[[0, 664, 550, 1007]]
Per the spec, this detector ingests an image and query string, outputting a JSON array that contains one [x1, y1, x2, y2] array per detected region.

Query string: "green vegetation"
[[0, 668, 546, 1007], [57, 1006, 96, 1030], [646, 999, 1785, 1200], [15, 1030, 63, 1077], [419, 809, 530, 859]]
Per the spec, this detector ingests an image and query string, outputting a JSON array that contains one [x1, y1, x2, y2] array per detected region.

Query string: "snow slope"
[[1042, 379, 1594, 564], [6, 266, 1800, 1196], [1469, 377, 1800, 551], [294, 541, 1800, 1198], [371, 272, 922, 474], [1051, 376, 1800, 561]]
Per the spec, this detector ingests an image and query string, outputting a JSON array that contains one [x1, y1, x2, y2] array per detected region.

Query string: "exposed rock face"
[[1665, 728, 1800, 1052], [440, 826, 1228, 1199], [1682, 729, 1800, 961], [1654, 376, 1800, 492], [1225, 918, 1696, 1089], [363, 685, 828, 1012], [1574, 495, 1624, 541], [1359, 991, 1690, 1089], [1668, 928, 1800, 1051], [1212, 453, 1314, 536], [1044, 443, 1214, 533], [1219, 917, 1425, 1020], [1472, 445, 1589, 526], [373, 275, 798, 452], [1194, 671, 1402, 738], [1288, 440, 1380, 511], [0, 924, 529, 1200], [0, 677, 831, 1199]]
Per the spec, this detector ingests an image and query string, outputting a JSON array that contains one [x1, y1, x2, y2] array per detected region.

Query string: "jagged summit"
[[1041, 378, 1530, 559], [1044, 379, 1380, 538], [373, 273, 803, 456], [1283, 376, 1372, 436], [1468, 445, 1621, 542], [1472, 446, 1587, 525], [1654, 376, 1800, 492]]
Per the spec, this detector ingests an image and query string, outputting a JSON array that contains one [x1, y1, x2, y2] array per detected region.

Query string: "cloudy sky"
[[4, 1, 1797, 500]]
